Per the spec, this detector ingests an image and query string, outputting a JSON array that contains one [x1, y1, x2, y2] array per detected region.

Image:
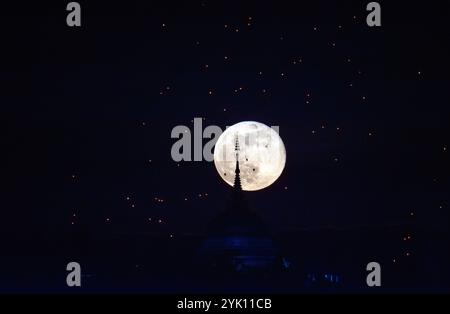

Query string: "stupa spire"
[[233, 134, 242, 191]]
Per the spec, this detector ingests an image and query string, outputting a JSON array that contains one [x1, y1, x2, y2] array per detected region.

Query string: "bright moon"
[[213, 121, 286, 191]]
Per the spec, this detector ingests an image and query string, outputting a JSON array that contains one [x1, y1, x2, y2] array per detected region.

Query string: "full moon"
[[213, 121, 286, 191]]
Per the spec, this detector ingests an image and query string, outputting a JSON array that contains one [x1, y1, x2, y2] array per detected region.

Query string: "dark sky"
[[2, 0, 449, 239]]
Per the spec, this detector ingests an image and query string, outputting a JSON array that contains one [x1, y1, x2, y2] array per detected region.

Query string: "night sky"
[[2, 1, 450, 292]]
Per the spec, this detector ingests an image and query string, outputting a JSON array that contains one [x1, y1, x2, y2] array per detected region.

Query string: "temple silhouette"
[[199, 136, 284, 274]]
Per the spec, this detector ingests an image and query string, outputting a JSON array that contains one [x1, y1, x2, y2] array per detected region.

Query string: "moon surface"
[[213, 121, 286, 191]]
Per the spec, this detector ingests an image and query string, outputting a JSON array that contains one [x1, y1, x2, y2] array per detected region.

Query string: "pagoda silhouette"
[[199, 135, 283, 274]]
